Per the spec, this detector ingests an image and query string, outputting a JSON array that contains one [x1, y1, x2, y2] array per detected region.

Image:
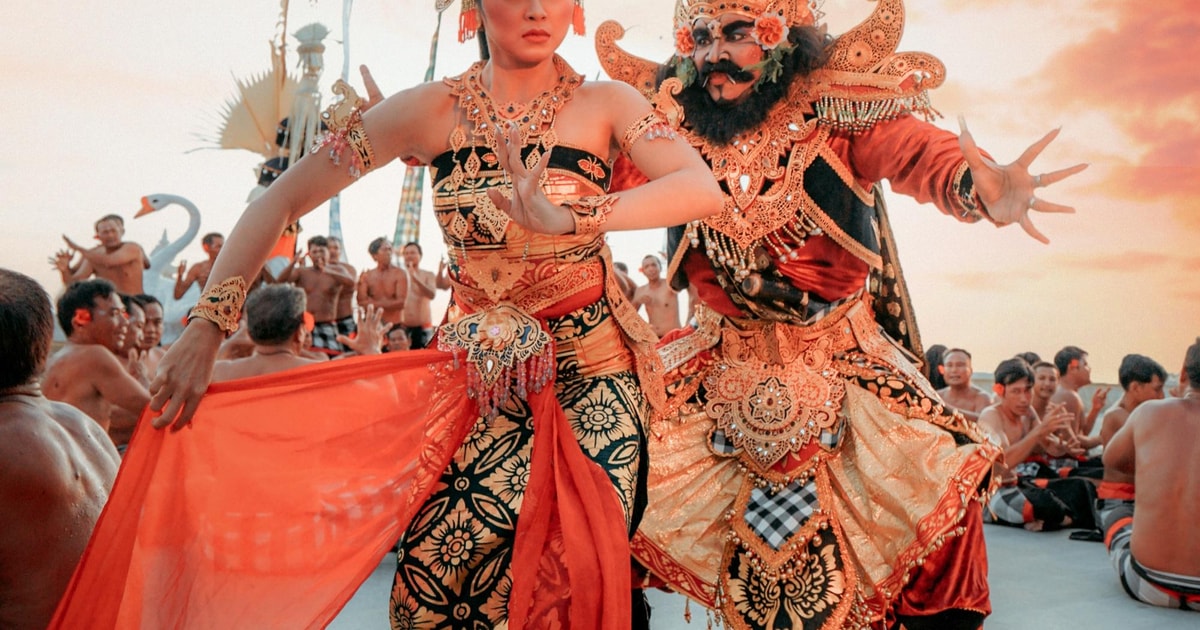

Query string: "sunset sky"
[[2, 0, 1196, 383]]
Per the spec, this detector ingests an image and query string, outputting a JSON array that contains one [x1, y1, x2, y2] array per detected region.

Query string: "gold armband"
[[318, 80, 376, 178], [188, 276, 248, 336], [564, 195, 618, 235], [619, 112, 677, 155], [951, 161, 988, 224]]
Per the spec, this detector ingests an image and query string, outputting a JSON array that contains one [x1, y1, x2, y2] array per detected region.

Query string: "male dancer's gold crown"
[[674, 0, 822, 27]]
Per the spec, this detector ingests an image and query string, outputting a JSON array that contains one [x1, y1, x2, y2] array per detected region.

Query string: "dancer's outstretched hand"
[[148, 320, 223, 430], [958, 117, 1088, 244], [487, 122, 575, 235]]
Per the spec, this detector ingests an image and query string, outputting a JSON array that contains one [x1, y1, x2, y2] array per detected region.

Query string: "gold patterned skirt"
[[390, 297, 648, 629], [635, 298, 999, 629]]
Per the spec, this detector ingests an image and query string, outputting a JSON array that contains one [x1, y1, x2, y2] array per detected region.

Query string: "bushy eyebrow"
[[691, 20, 756, 40]]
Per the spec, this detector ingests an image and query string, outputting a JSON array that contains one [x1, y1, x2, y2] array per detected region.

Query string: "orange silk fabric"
[[50, 351, 478, 630], [51, 344, 633, 630]]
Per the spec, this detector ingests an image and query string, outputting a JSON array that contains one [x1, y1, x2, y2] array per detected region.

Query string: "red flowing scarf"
[[50, 347, 630, 628]]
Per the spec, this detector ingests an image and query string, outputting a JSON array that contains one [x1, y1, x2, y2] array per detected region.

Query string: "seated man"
[[979, 358, 1095, 531], [1030, 360, 1059, 420], [212, 285, 384, 382], [384, 327, 411, 353], [0, 268, 120, 629], [1050, 345, 1110, 450], [1101, 338, 1200, 611], [132, 294, 167, 375], [937, 347, 992, 421], [41, 279, 150, 434]]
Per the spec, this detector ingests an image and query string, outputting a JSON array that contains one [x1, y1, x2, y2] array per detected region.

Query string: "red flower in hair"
[[753, 12, 788, 50], [675, 24, 696, 55], [992, 383, 1005, 396], [72, 308, 92, 327]]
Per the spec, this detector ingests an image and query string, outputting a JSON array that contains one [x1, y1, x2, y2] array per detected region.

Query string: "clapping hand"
[[338, 305, 391, 355]]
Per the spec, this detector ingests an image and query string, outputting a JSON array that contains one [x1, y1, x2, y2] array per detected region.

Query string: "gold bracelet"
[[318, 80, 376, 178], [951, 161, 987, 224], [620, 112, 677, 155], [188, 276, 248, 336], [563, 195, 618, 235]]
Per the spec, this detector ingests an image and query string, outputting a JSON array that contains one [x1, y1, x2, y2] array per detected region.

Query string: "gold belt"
[[448, 257, 604, 317]]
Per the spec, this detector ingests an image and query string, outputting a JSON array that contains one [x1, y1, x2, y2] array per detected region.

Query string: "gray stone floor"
[[329, 524, 1196, 629]]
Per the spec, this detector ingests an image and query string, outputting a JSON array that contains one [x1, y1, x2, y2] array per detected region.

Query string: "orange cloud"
[[1048, 250, 1197, 273], [1035, 2, 1200, 223]]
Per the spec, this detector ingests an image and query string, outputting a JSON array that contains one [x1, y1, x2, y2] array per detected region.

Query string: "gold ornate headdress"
[[674, 0, 823, 28], [452, 0, 587, 43]]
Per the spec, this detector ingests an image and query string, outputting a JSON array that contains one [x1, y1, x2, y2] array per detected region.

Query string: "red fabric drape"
[[508, 387, 631, 629], [51, 345, 633, 629], [50, 350, 477, 630]]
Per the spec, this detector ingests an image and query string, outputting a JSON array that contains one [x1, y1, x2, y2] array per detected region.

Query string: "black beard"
[[676, 76, 790, 146]]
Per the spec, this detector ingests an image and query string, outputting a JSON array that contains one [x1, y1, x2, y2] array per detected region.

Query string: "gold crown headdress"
[[674, 0, 823, 29], [451, 0, 587, 43]]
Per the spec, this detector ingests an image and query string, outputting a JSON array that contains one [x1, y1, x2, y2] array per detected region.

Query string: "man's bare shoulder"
[[212, 355, 317, 382], [1050, 387, 1082, 407], [1101, 405, 1131, 426], [1129, 396, 1200, 428], [0, 399, 82, 482], [45, 344, 118, 378]]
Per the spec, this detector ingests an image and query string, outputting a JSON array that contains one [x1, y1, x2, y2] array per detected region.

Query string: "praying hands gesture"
[[487, 122, 576, 235], [958, 117, 1088, 244]]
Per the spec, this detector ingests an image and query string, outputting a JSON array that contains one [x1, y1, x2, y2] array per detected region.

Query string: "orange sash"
[[51, 345, 630, 629]]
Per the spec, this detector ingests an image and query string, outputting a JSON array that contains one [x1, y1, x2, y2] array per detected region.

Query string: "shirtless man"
[[357, 237, 408, 327], [326, 236, 359, 343], [281, 235, 355, 357], [1099, 354, 1167, 447], [41, 280, 151, 435], [980, 358, 1094, 531], [399, 242, 444, 350], [174, 232, 224, 299], [0, 268, 120, 630], [1082, 354, 1169, 541], [1050, 345, 1111, 449], [119, 294, 147, 356], [631, 254, 681, 338], [1030, 361, 1059, 420], [936, 348, 992, 421], [133, 294, 167, 375], [212, 285, 385, 382], [611, 261, 637, 301], [1101, 338, 1200, 611], [53, 214, 150, 295], [108, 295, 150, 450]]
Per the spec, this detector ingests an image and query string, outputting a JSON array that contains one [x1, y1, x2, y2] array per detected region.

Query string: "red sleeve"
[[609, 154, 650, 193], [832, 115, 991, 224]]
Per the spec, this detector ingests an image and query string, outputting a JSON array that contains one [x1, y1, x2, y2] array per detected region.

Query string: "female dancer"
[[138, 1, 721, 628]]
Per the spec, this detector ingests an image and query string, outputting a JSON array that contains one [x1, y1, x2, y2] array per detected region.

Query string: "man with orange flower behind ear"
[[41, 279, 150, 437], [979, 358, 1096, 533]]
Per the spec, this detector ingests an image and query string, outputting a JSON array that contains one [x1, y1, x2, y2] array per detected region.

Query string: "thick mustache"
[[702, 60, 755, 84]]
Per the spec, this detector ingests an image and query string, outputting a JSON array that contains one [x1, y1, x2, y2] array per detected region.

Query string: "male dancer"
[[602, 1, 1084, 627]]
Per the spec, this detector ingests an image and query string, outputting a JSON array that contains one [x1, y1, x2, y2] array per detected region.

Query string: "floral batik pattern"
[[390, 301, 645, 629]]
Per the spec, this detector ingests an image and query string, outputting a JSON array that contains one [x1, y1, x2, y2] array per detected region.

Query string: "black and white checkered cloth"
[[744, 479, 820, 550], [710, 429, 737, 455]]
